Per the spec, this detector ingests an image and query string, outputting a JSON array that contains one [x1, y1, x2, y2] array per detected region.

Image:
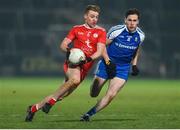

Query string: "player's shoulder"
[[136, 27, 145, 35], [110, 24, 126, 31], [136, 27, 145, 41], [107, 24, 125, 36], [108, 24, 126, 34], [72, 24, 84, 29], [95, 25, 106, 32]]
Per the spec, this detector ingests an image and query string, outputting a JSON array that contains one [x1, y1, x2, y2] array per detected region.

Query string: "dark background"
[[0, 0, 180, 78]]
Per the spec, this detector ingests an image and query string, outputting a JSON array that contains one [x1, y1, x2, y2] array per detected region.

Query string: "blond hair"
[[84, 5, 100, 14]]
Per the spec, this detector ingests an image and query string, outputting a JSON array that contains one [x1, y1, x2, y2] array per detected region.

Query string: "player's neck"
[[125, 25, 137, 33], [84, 23, 96, 29]]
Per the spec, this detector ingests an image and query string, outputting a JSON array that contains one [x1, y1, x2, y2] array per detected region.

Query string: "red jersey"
[[66, 24, 106, 57]]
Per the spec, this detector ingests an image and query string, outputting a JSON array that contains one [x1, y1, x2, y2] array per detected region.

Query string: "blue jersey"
[[107, 25, 145, 65]]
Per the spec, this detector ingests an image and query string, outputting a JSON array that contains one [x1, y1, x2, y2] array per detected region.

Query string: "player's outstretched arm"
[[102, 39, 116, 79], [60, 38, 72, 52], [89, 43, 105, 60], [101, 38, 112, 62], [131, 47, 141, 76], [132, 47, 140, 66]]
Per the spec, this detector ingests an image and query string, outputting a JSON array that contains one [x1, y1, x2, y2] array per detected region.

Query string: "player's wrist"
[[104, 59, 111, 65], [66, 48, 71, 60], [86, 57, 93, 63], [131, 65, 139, 76], [105, 60, 116, 79], [66, 47, 70, 51]]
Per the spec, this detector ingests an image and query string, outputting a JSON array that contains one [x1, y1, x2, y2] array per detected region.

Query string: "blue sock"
[[86, 106, 96, 116]]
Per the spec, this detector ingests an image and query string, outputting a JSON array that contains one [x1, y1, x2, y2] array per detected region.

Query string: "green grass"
[[0, 77, 180, 128]]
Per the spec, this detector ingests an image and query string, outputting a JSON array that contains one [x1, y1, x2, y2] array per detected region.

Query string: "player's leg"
[[41, 61, 94, 113], [51, 76, 75, 101], [25, 67, 81, 122], [90, 76, 107, 97], [25, 94, 56, 122], [94, 78, 126, 112], [90, 60, 108, 97], [41, 67, 81, 113], [41, 62, 93, 113], [81, 77, 126, 121]]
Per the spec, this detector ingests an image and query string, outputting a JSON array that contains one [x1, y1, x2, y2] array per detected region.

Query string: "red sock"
[[31, 105, 38, 113], [48, 98, 56, 106]]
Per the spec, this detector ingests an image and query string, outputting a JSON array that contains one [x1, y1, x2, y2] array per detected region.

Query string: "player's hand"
[[105, 60, 116, 79], [79, 57, 93, 65], [131, 65, 139, 76], [66, 48, 71, 60]]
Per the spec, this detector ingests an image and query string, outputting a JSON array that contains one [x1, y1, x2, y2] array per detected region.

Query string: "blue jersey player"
[[80, 8, 145, 121]]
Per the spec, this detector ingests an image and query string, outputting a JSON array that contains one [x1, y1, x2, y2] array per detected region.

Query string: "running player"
[[25, 5, 106, 122], [80, 8, 145, 121]]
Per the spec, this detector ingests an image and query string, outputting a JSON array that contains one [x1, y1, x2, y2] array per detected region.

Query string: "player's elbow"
[[60, 43, 66, 51]]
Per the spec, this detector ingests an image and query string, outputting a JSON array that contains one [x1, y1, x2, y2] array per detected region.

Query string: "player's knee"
[[69, 78, 81, 87], [107, 91, 117, 100]]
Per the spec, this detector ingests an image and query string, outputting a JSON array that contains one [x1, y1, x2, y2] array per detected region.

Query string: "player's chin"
[[129, 27, 136, 32], [90, 23, 97, 28]]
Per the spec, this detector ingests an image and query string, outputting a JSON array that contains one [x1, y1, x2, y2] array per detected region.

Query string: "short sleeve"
[[107, 25, 125, 40], [98, 30, 106, 44], [66, 27, 76, 41]]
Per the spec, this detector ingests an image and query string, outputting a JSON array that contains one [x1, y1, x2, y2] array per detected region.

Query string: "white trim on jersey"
[[136, 27, 145, 44], [107, 25, 125, 40], [107, 24, 145, 44]]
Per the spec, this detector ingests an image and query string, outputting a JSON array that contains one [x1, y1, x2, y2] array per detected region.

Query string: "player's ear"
[[84, 14, 87, 19], [124, 18, 127, 24], [137, 19, 139, 24]]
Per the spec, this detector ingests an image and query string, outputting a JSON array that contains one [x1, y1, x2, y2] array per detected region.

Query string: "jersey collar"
[[84, 24, 97, 29]]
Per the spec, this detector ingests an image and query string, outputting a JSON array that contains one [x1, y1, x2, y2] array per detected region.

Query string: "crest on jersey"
[[135, 37, 138, 42], [93, 33, 98, 38]]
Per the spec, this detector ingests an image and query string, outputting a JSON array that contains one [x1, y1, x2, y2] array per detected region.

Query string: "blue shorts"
[[95, 60, 131, 81]]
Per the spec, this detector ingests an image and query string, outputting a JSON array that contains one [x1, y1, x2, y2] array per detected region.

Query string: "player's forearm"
[[132, 48, 140, 65], [90, 50, 103, 60], [103, 38, 112, 62], [90, 43, 105, 60], [102, 48, 110, 62], [60, 38, 71, 52], [132, 56, 138, 65]]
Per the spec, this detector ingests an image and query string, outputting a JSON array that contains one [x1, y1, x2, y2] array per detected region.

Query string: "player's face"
[[84, 10, 99, 28], [125, 14, 139, 32]]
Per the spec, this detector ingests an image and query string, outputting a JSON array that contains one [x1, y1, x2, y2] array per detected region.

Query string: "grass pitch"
[[0, 77, 180, 129]]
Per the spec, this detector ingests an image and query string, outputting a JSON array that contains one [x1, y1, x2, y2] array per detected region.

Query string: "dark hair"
[[125, 8, 140, 19], [84, 5, 100, 14]]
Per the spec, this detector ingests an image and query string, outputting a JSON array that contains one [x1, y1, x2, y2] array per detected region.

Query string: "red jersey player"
[[25, 5, 106, 122], [64, 24, 106, 80]]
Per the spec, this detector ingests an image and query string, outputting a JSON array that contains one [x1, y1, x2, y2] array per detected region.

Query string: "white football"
[[68, 48, 86, 65]]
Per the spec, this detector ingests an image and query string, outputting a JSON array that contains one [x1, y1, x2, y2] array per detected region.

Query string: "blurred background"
[[0, 0, 180, 78]]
